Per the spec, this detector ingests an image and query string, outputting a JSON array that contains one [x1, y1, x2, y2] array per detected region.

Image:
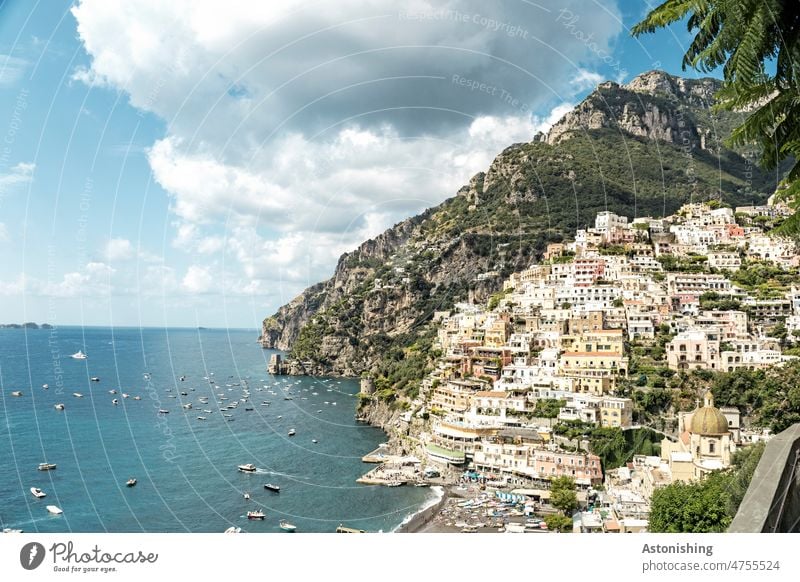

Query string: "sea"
[[0, 326, 435, 533]]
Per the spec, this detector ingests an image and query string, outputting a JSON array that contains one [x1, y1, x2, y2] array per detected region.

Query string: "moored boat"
[[38, 463, 57, 471], [10, 391, 22, 397], [336, 524, 365, 533], [287, 428, 296, 436], [264, 483, 280, 493], [30, 487, 46, 498], [224, 526, 241, 533], [247, 510, 265, 520], [238, 463, 257, 473], [46, 505, 63, 515], [70, 350, 88, 359], [279, 519, 297, 532], [126, 478, 137, 487], [54, 403, 65, 410]]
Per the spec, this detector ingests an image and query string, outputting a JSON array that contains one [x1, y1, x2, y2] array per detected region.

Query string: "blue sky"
[[0, 0, 707, 328]]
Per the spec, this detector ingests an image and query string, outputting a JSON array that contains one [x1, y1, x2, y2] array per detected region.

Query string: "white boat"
[[288, 429, 296, 436], [183, 403, 192, 409], [203, 409, 212, 413], [122, 393, 129, 399], [10, 391, 22, 397], [279, 520, 297, 532], [312, 439, 318, 444], [126, 478, 137, 487], [264, 483, 280, 493], [70, 351, 87, 360], [30, 487, 46, 498], [90, 377, 100, 382], [112, 399, 118, 405], [73, 393, 83, 398], [238, 463, 257, 473], [196, 416, 207, 421], [42, 384, 48, 389], [109, 389, 117, 394], [386, 481, 404, 487], [158, 409, 169, 414], [133, 396, 141, 400], [247, 510, 265, 520], [54, 403, 65, 410], [243, 492, 250, 500], [224, 526, 241, 533], [38, 463, 57, 471], [46, 505, 63, 515]]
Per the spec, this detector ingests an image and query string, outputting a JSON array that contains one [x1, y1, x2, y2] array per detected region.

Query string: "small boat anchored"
[[47, 505, 63, 515], [287, 429, 296, 437], [70, 350, 88, 360], [279, 519, 297, 532], [10, 391, 22, 397], [54, 403, 65, 410], [30, 487, 46, 499], [126, 478, 137, 487], [38, 463, 57, 471], [247, 510, 265, 520], [264, 483, 280, 493]]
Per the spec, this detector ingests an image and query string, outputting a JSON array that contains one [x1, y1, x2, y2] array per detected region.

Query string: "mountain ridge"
[[259, 70, 777, 383]]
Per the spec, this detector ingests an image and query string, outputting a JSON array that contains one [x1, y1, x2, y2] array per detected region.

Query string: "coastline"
[[393, 486, 448, 533]]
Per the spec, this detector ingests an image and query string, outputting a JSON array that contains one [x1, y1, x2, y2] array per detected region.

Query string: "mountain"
[[259, 70, 778, 389]]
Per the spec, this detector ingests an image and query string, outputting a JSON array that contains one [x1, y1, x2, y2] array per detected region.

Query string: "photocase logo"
[[20, 542, 46, 570]]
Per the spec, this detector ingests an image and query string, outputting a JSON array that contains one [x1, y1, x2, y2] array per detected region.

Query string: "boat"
[[245, 407, 254, 411], [109, 389, 117, 394], [90, 377, 100, 382], [287, 429, 296, 436], [158, 409, 169, 414], [54, 403, 65, 410], [126, 478, 137, 487], [196, 416, 207, 421], [386, 481, 404, 487], [112, 399, 118, 405], [202, 409, 212, 413], [263, 483, 280, 493], [336, 524, 365, 533], [224, 526, 241, 533], [73, 393, 83, 398], [46, 505, 63, 515], [30, 487, 46, 498], [133, 396, 141, 400], [311, 439, 318, 444], [183, 403, 192, 409], [414, 482, 430, 487], [279, 520, 297, 532], [70, 350, 88, 359], [42, 384, 48, 389], [243, 492, 250, 500], [2, 528, 24, 533], [238, 464, 257, 473], [122, 393, 129, 398], [10, 391, 22, 397], [37, 463, 57, 471], [283, 396, 293, 400], [247, 510, 265, 520]]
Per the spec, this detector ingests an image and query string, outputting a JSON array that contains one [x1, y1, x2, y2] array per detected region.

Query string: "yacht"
[[112, 399, 118, 405], [30, 487, 46, 498], [122, 393, 129, 399], [90, 377, 100, 382], [158, 409, 169, 414], [46, 505, 63, 515], [247, 510, 265, 520], [238, 464, 257, 473], [263, 483, 280, 493], [109, 389, 117, 394], [196, 416, 207, 421], [126, 478, 137, 487], [203, 409, 212, 413], [42, 384, 48, 389], [279, 520, 297, 532], [73, 393, 83, 398], [54, 403, 65, 410], [183, 403, 192, 410], [311, 439, 318, 444], [70, 350, 88, 360], [38, 463, 57, 471], [133, 396, 141, 401], [10, 391, 22, 397], [224, 526, 241, 534], [287, 429, 296, 437], [243, 492, 250, 500]]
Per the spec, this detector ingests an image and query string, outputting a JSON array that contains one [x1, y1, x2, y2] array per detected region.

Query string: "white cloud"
[[0, 223, 8, 242], [570, 68, 605, 91], [181, 265, 214, 294], [43, 262, 115, 298], [0, 55, 28, 86], [104, 238, 134, 261], [0, 162, 35, 194]]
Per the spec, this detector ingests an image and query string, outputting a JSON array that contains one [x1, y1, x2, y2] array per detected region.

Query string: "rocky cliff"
[[260, 70, 775, 388]]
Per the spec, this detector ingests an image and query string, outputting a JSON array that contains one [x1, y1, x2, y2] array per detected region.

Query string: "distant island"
[[0, 322, 53, 329]]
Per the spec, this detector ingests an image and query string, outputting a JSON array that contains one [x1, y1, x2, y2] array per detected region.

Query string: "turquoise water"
[[0, 327, 431, 532]]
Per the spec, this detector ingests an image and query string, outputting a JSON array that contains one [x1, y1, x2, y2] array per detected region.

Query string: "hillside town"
[[367, 197, 799, 532]]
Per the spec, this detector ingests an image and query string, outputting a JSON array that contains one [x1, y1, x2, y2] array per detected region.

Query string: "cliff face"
[[546, 71, 732, 153], [260, 70, 773, 379]]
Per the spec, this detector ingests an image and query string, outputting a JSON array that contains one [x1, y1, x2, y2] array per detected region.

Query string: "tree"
[[550, 476, 579, 514], [544, 513, 573, 533], [632, 1, 800, 226], [649, 473, 733, 532]]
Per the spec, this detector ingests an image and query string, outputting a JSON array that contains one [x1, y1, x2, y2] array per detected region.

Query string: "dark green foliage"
[[533, 398, 565, 419], [549, 476, 579, 514]]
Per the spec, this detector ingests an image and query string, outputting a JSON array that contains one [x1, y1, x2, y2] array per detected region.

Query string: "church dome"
[[688, 391, 730, 435]]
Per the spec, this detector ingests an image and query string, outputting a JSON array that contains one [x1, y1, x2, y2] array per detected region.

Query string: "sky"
[[0, 0, 707, 328]]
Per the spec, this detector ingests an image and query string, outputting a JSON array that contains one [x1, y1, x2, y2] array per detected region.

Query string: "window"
[[709, 441, 715, 454]]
